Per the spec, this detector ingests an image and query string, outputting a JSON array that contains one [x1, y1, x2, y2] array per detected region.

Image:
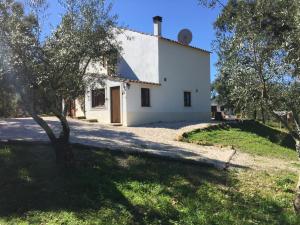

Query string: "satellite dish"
[[178, 29, 193, 45]]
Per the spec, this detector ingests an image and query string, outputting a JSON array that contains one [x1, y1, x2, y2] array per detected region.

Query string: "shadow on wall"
[[117, 56, 139, 80]]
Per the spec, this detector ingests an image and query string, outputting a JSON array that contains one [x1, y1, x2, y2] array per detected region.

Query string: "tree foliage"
[[0, 72, 19, 117], [0, 0, 121, 164], [213, 0, 300, 141], [198, 0, 225, 8], [206, 0, 300, 212]]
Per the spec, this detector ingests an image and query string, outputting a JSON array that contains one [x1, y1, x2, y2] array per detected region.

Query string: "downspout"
[[121, 82, 127, 126]]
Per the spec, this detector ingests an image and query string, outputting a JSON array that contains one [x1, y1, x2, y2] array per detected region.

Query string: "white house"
[[72, 16, 211, 126]]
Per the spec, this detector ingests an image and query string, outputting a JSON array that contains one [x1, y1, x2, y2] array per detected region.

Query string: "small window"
[[92, 89, 105, 108], [141, 88, 150, 107], [184, 91, 191, 107]]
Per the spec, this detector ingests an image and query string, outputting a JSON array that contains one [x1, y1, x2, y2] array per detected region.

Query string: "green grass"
[[183, 120, 297, 161], [0, 143, 299, 224], [265, 120, 289, 132]]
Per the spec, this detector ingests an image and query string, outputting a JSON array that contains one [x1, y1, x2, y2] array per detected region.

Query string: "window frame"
[[184, 91, 192, 107], [141, 88, 151, 107], [91, 88, 106, 108]]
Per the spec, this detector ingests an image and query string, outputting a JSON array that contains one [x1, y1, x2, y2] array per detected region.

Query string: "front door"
[[67, 100, 76, 118], [110, 86, 121, 123]]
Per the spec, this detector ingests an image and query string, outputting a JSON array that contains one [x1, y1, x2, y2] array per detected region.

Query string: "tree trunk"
[[296, 140, 300, 158], [52, 137, 74, 166], [260, 101, 266, 124], [294, 141, 300, 213], [31, 110, 74, 166], [253, 108, 257, 120], [53, 113, 74, 166]]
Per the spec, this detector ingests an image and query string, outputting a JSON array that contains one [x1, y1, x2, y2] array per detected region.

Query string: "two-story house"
[[72, 16, 211, 126]]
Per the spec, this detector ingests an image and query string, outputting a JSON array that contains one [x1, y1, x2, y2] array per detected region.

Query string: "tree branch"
[[55, 112, 70, 142], [216, 0, 225, 8], [31, 113, 57, 143], [63, 99, 70, 117]]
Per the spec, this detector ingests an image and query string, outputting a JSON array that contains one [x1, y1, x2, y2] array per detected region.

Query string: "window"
[[141, 88, 150, 107], [92, 89, 105, 108], [184, 91, 191, 107]]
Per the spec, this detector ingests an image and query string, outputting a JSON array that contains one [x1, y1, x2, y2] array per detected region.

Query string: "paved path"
[[0, 117, 236, 169]]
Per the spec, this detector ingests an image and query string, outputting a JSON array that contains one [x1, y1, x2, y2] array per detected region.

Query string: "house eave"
[[106, 75, 161, 86], [159, 37, 211, 54]]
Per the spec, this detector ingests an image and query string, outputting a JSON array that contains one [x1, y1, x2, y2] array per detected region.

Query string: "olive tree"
[[213, 0, 300, 150], [0, 0, 121, 165], [200, 0, 300, 212]]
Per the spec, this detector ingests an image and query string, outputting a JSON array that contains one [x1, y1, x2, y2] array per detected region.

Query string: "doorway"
[[110, 86, 121, 123]]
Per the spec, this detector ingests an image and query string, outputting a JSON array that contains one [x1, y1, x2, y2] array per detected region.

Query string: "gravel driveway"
[[0, 117, 236, 169]]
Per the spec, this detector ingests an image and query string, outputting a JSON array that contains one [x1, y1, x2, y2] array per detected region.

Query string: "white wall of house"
[[82, 53, 127, 124], [125, 83, 161, 126], [84, 80, 127, 125], [158, 39, 211, 119], [80, 26, 210, 126], [74, 98, 85, 118], [125, 38, 211, 126], [117, 30, 159, 83]]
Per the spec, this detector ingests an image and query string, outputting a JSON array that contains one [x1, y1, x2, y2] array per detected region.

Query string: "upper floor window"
[[141, 88, 150, 107], [92, 88, 105, 108], [184, 91, 191, 107]]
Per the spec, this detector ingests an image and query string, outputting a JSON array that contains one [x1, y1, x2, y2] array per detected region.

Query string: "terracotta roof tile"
[[107, 75, 161, 86], [127, 79, 161, 86]]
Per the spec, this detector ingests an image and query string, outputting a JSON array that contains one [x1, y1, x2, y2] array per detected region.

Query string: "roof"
[[107, 75, 161, 86], [119, 27, 211, 54], [159, 37, 211, 54]]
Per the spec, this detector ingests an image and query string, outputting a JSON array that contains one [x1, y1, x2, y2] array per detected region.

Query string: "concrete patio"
[[0, 117, 236, 169]]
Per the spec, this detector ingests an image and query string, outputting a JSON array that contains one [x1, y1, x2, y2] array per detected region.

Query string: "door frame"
[[110, 86, 121, 124]]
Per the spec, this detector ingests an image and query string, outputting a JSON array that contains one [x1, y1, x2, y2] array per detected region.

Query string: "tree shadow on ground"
[[0, 118, 237, 170], [0, 143, 298, 224]]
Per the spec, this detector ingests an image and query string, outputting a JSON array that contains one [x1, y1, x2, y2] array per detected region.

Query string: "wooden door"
[[110, 86, 121, 123], [67, 100, 76, 118]]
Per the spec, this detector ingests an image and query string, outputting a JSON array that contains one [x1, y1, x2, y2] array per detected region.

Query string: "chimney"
[[153, 16, 162, 36]]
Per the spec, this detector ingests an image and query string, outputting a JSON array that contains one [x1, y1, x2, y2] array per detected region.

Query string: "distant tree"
[[214, 0, 300, 147], [0, 0, 121, 165], [211, 75, 236, 113], [0, 72, 18, 117], [200, 0, 300, 212]]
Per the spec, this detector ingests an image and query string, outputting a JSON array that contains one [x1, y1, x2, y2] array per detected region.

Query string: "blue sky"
[[38, 0, 223, 81]]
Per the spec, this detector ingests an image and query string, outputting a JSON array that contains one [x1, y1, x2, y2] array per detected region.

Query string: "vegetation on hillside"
[[183, 121, 297, 161]]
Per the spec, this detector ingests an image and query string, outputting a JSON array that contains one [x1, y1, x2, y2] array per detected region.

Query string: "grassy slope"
[[184, 121, 297, 161], [0, 143, 299, 225]]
